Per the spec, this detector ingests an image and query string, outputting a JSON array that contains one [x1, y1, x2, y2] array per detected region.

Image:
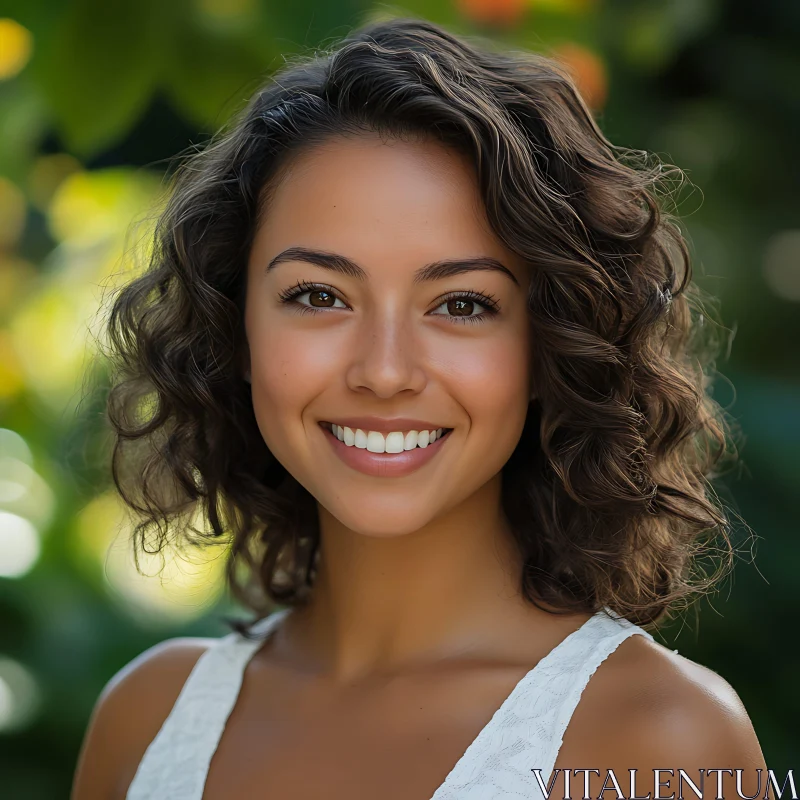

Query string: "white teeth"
[[328, 424, 447, 452], [385, 432, 405, 453], [366, 431, 385, 453]]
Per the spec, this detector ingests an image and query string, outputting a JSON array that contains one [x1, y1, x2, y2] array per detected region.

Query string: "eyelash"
[[277, 280, 501, 325]]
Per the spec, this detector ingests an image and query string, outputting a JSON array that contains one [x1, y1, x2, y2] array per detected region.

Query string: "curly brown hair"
[[103, 16, 737, 630]]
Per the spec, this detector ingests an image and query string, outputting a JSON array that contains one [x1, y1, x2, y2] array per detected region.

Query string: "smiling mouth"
[[320, 421, 453, 454]]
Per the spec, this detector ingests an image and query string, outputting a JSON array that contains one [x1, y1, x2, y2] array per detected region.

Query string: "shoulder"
[[555, 631, 767, 796], [71, 635, 220, 800]]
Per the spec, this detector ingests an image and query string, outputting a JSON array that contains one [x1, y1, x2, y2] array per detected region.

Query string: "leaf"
[[162, 22, 271, 130], [31, 0, 162, 156], [0, 81, 48, 182]]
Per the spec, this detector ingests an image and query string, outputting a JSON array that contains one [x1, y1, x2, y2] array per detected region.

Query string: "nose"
[[344, 305, 427, 399]]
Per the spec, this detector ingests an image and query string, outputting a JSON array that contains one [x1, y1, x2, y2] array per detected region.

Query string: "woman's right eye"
[[295, 288, 347, 308], [278, 281, 348, 310]]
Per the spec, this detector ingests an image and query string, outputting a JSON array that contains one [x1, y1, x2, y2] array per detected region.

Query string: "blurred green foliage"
[[0, 0, 797, 796]]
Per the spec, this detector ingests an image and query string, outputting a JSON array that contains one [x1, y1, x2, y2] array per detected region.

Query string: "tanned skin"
[[73, 135, 766, 800]]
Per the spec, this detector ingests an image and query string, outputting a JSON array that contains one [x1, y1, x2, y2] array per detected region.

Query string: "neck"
[[282, 474, 543, 683]]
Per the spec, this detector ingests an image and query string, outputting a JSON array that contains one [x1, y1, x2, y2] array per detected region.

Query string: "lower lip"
[[319, 424, 452, 478]]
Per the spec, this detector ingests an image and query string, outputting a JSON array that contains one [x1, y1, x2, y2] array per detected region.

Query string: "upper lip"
[[321, 417, 450, 433]]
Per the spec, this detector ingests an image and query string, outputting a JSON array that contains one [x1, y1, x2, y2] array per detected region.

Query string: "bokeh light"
[[456, 0, 528, 27], [553, 42, 608, 111], [47, 168, 158, 250], [0, 328, 25, 399], [6, 168, 159, 410], [0, 657, 41, 733], [763, 230, 800, 303], [0, 511, 40, 578], [196, 0, 259, 29], [0, 19, 33, 81], [74, 491, 229, 626]]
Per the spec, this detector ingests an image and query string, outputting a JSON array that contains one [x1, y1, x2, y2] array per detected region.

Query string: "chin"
[[321, 497, 448, 539]]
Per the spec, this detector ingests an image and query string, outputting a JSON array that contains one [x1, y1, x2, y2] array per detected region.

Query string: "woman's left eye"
[[429, 294, 499, 324]]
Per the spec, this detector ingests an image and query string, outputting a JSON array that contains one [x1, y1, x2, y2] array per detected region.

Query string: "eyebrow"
[[265, 246, 520, 287]]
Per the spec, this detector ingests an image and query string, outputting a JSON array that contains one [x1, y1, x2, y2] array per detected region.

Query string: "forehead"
[[250, 134, 525, 279]]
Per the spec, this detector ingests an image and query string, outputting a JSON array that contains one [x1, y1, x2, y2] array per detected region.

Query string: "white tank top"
[[125, 606, 655, 800]]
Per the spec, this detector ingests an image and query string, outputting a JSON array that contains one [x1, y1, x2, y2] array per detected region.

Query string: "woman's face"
[[244, 133, 532, 537]]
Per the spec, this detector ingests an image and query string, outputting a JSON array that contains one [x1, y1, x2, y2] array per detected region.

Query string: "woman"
[[72, 16, 767, 800]]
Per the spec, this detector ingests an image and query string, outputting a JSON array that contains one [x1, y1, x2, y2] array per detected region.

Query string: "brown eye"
[[447, 298, 475, 316], [278, 281, 347, 311], [429, 292, 498, 325], [309, 290, 336, 307]]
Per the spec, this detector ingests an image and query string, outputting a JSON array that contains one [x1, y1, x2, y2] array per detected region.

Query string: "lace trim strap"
[[125, 609, 289, 800], [431, 609, 654, 799], [536, 614, 655, 786]]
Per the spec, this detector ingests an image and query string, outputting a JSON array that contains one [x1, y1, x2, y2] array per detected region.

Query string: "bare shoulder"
[[555, 632, 767, 796], [71, 635, 219, 800]]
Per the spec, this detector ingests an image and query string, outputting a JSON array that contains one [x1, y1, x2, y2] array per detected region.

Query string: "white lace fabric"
[[126, 607, 653, 800]]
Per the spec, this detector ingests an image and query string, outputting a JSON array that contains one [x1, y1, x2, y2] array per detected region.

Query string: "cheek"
[[246, 321, 341, 452], [440, 328, 530, 416], [437, 326, 531, 467]]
